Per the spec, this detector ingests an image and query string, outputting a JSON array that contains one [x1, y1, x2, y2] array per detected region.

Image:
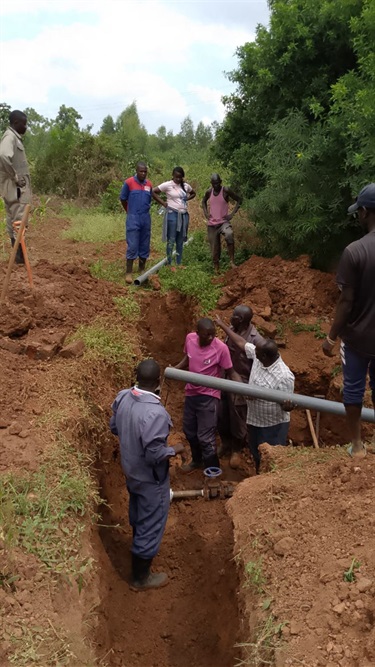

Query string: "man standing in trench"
[[218, 305, 265, 469], [322, 183, 375, 457], [175, 317, 242, 472], [216, 315, 295, 474], [0, 110, 31, 264], [202, 173, 242, 273], [119, 161, 165, 285], [110, 359, 184, 591]]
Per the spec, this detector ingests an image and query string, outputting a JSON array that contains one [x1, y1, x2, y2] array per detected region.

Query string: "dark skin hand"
[[202, 178, 242, 222], [216, 316, 296, 411], [322, 285, 354, 357]]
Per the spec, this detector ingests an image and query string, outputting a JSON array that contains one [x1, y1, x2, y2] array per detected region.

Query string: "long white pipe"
[[134, 237, 194, 286], [164, 368, 375, 423]]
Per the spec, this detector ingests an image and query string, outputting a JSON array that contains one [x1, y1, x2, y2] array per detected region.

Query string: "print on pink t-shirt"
[[184, 332, 233, 398]]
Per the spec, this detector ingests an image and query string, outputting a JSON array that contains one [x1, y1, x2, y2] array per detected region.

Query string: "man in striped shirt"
[[216, 316, 295, 473]]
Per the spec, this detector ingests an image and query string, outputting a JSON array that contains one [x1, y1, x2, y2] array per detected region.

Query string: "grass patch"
[[289, 318, 326, 340], [61, 204, 124, 243], [0, 439, 98, 584], [157, 231, 220, 313], [90, 257, 127, 285], [70, 318, 136, 365], [159, 263, 220, 313], [8, 622, 76, 667], [113, 294, 140, 320], [235, 615, 286, 667], [244, 559, 266, 593]]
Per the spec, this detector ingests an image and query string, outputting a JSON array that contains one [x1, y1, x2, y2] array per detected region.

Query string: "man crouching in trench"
[[110, 359, 184, 591]]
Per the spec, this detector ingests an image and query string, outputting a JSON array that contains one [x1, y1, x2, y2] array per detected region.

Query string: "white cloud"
[[1, 0, 265, 131]]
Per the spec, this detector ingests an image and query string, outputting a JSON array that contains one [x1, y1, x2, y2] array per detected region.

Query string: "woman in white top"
[[153, 167, 196, 269]]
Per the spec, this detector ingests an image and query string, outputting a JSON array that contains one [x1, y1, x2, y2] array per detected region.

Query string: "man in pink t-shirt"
[[175, 318, 241, 471]]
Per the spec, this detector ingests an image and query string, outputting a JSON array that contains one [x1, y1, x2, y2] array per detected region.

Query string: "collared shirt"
[[119, 175, 153, 216], [244, 343, 295, 427]]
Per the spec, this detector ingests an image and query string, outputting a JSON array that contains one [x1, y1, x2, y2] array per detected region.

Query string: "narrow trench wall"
[[92, 291, 242, 667]]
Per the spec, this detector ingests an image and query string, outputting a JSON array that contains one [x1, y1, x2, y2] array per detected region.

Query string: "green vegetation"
[[215, 0, 375, 265], [289, 319, 326, 339], [235, 614, 286, 667], [90, 258, 127, 285], [113, 294, 141, 320], [331, 364, 342, 378], [244, 559, 266, 593], [61, 204, 123, 243], [343, 558, 361, 582], [159, 264, 220, 314], [70, 319, 136, 366], [0, 439, 98, 583]]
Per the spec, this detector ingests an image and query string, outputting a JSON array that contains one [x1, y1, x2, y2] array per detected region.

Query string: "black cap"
[[348, 183, 375, 214]]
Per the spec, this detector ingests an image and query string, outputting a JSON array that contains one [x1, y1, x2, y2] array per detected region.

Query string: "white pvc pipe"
[[164, 368, 375, 423], [134, 236, 194, 286]]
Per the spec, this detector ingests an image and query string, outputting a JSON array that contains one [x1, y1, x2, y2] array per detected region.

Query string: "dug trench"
[[1, 228, 374, 666], [93, 290, 245, 667]]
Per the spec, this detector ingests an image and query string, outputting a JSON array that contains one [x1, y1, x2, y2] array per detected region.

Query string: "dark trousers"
[[127, 478, 170, 559], [218, 392, 247, 453], [183, 395, 219, 467], [248, 422, 289, 473]]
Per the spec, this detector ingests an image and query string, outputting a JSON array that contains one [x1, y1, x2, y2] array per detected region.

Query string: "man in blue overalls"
[[110, 359, 184, 591], [119, 162, 165, 284]]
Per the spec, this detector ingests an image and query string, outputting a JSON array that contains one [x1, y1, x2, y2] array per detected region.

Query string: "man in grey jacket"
[[110, 359, 184, 591], [0, 110, 31, 264]]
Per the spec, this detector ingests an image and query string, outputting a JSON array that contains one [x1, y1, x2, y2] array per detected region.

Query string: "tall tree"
[[0, 102, 11, 135], [179, 116, 195, 149], [100, 115, 115, 135], [215, 0, 374, 263], [55, 105, 82, 131]]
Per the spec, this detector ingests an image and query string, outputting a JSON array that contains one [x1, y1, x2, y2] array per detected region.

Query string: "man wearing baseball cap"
[[322, 183, 375, 457]]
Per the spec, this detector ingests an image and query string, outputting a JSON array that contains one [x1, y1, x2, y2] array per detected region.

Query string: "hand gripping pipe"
[[134, 237, 194, 286], [164, 368, 375, 423]]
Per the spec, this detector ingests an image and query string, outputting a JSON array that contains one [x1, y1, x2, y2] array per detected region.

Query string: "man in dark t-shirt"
[[217, 305, 265, 468], [322, 183, 375, 457]]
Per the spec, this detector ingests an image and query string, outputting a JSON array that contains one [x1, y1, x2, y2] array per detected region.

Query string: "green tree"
[[215, 0, 374, 263], [0, 102, 11, 135], [100, 115, 116, 135], [55, 105, 82, 131], [115, 102, 148, 155], [195, 121, 213, 150], [179, 116, 195, 149]]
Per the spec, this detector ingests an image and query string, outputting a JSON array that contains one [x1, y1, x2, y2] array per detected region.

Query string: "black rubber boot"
[[126, 259, 133, 285], [11, 238, 25, 265], [138, 257, 147, 272], [130, 554, 168, 592], [203, 453, 221, 470]]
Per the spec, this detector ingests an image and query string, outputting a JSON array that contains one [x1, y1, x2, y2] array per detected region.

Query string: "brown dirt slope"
[[228, 445, 375, 667]]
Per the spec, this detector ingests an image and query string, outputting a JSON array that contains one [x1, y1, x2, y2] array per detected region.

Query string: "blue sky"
[[0, 0, 270, 134]]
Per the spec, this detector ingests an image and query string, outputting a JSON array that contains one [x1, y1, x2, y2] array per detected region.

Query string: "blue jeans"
[[341, 342, 375, 406], [166, 210, 184, 265]]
